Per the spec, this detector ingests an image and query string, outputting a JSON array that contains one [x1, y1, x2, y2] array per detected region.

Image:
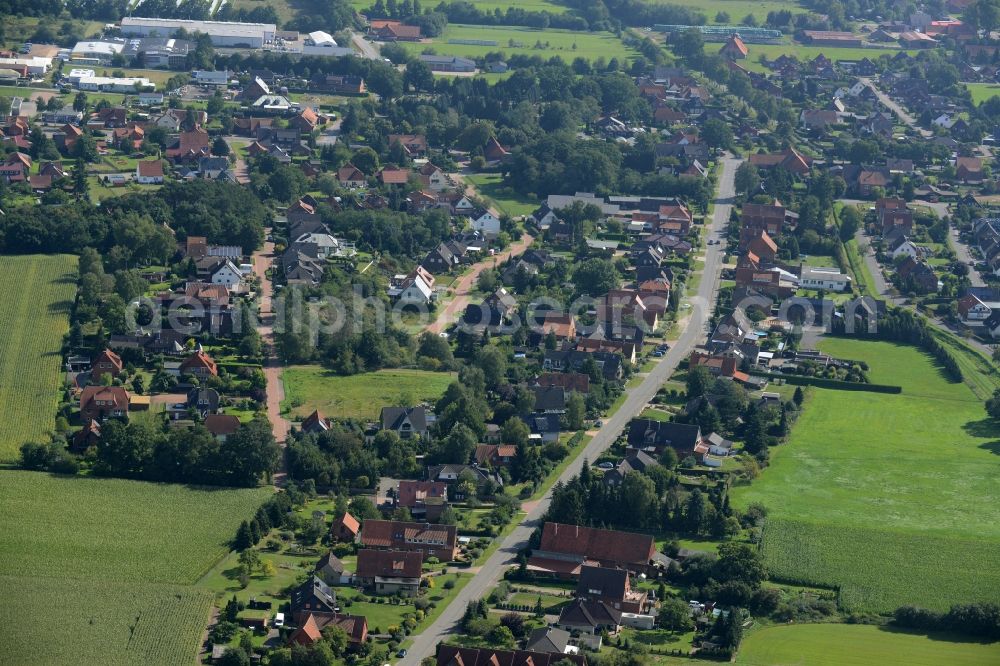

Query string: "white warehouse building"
[[120, 17, 276, 48]]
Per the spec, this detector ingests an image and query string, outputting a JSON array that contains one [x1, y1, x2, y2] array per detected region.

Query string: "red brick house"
[[80, 386, 130, 422], [355, 549, 423, 595], [396, 480, 450, 521], [360, 519, 458, 561], [331, 511, 361, 542], [91, 349, 124, 383], [180, 350, 218, 378]]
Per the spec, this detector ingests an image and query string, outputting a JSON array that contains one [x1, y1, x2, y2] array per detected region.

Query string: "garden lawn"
[[738, 623, 1000, 666], [466, 172, 540, 217], [0, 471, 271, 665], [733, 339, 1000, 612], [282, 367, 455, 421], [0, 254, 78, 462], [399, 25, 638, 63]]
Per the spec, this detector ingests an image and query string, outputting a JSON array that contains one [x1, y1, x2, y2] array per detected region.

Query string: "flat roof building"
[[71, 41, 125, 64], [120, 17, 276, 48]]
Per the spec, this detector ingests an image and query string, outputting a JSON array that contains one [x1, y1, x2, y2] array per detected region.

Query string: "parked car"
[[274, 612, 285, 627], [596, 461, 615, 470]]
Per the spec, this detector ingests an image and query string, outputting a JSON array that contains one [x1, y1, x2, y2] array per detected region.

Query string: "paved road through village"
[[400, 154, 743, 665]]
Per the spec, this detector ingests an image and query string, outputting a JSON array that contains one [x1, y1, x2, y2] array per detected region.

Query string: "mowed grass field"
[[733, 339, 1000, 612], [740, 44, 917, 73], [401, 24, 639, 63], [965, 82, 1000, 105], [0, 472, 271, 665], [738, 624, 1000, 666], [282, 366, 456, 421], [0, 255, 78, 462]]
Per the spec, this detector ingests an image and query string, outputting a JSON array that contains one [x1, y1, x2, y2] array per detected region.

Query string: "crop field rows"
[[0, 472, 271, 665], [0, 255, 78, 462], [735, 339, 1000, 613]]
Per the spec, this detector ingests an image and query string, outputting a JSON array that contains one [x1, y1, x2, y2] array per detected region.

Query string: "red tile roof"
[[537, 522, 655, 567], [356, 548, 423, 579]]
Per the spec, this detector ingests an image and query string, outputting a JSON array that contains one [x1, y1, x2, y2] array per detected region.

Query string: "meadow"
[[0, 254, 78, 462], [741, 44, 917, 73], [400, 24, 639, 64], [0, 472, 270, 665], [965, 81, 1000, 105], [282, 366, 455, 421], [733, 339, 1000, 612], [738, 623, 1000, 666], [465, 172, 540, 217]]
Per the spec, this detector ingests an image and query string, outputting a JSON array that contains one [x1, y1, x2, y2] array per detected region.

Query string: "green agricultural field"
[[652, 0, 805, 25], [0, 472, 273, 584], [465, 172, 540, 217], [348, 0, 567, 11], [741, 44, 917, 73], [965, 82, 1000, 105], [0, 576, 213, 666], [400, 24, 639, 64], [738, 623, 1000, 666], [0, 472, 270, 665], [0, 254, 78, 462], [733, 339, 1000, 612], [282, 366, 455, 421]]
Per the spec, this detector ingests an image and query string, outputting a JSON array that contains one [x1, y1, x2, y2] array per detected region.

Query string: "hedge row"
[[751, 372, 902, 394]]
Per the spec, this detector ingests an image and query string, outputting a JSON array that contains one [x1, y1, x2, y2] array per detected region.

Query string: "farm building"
[[419, 55, 476, 72]]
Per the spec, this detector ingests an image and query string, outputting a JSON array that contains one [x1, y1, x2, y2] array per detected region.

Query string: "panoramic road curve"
[[400, 154, 742, 665]]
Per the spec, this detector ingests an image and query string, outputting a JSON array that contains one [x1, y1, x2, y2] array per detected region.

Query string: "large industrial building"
[[119, 17, 276, 48]]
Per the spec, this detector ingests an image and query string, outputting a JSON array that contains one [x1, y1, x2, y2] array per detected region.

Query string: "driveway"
[[860, 77, 932, 138], [350, 31, 381, 60], [399, 154, 743, 665], [951, 227, 986, 288], [252, 234, 291, 449], [426, 234, 534, 335]]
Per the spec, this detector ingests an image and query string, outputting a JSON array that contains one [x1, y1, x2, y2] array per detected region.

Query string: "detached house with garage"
[[80, 386, 130, 422]]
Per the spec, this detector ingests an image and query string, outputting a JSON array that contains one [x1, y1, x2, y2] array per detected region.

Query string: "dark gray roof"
[[533, 385, 566, 412], [290, 575, 337, 614], [577, 565, 629, 601], [525, 627, 571, 654], [626, 419, 701, 453], [381, 406, 429, 432], [558, 598, 622, 628]]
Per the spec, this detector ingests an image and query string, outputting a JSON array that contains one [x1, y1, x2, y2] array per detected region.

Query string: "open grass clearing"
[[465, 172, 540, 217], [0, 254, 77, 462], [742, 44, 918, 73], [738, 623, 1000, 666], [400, 24, 639, 64], [281, 367, 455, 421], [734, 339, 1000, 611], [965, 81, 1000, 105]]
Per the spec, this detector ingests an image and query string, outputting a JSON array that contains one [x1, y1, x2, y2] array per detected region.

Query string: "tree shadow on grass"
[[962, 418, 1000, 439], [877, 624, 1000, 645]]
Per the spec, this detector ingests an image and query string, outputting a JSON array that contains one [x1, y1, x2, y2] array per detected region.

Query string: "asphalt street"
[[400, 154, 743, 665]]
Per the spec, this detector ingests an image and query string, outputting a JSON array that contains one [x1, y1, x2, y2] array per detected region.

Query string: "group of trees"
[[24, 415, 280, 487], [893, 602, 1000, 640]]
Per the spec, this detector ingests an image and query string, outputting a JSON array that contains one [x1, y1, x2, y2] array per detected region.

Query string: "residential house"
[[337, 163, 366, 188], [355, 549, 423, 596], [719, 34, 748, 59], [290, 575, 338, 615], [436, 646, 587, 666], [533, 385, 567, 414], [396, 480, 449, 521], [576, 565, 647, 613], [380, 406, 432, 440], [80, 385, 130, 422], [289, 613, 368, 648], [888, 234, 920, 260], [541, 312, 577, 341], [957, 156, 984, 183], [315, 552, 349, 586], [91, 349, 123, 383], [422, 242, 462, 273], [301, 409, 332, 434], [359, 519, 458, 561], [534, 372, 590, 394], [528, 522, 656, 577], [375, 22, 422, 41], [897, 256, 939, 293], [602, 451, 660, 487], [958, 293, 992, 321], [557, 599, 623, 636], [186, 388, 220, 416], [136, 160, 164, 184], [857, 168, 890, 196], [748, 147, 812, 176], [626, 418, 702, 458], [331, 512, 361, 542], [378, 165, 410, 185], [474, 444, 517, 468], [394, 269, 435, 305], [180, 350, 218, 378], [524, 627, 574, 655], [484, 136, 510, 164], [387, 134, 428, 156], [470, 209, 501, 237], [800, 109, 839, 131], [204, 414, 241, 441], [741, 201, 795, 237]]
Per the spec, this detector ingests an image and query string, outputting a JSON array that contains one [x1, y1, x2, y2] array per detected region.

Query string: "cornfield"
[[0, 254, 78, 461], [761, 519, 1000, 613]]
